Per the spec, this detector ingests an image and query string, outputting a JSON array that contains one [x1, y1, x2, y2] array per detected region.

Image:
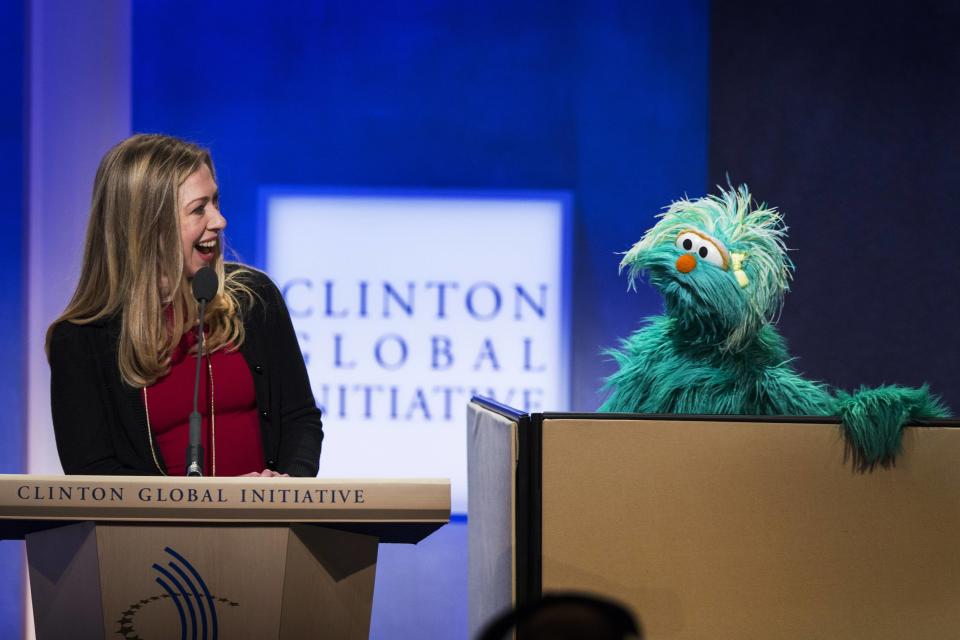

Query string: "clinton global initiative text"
[[316, 384, 544, 421], [282, 279, 549, 321]]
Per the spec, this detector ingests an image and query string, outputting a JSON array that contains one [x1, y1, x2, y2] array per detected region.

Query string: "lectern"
[[467, 396, 960, 639], [0, 475, 449, 640]]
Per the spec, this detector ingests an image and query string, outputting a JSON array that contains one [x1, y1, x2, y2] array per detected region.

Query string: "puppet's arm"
[[761, 370, 948, 468], [758, 365, 835, 416], [834, 385, 949, 470]]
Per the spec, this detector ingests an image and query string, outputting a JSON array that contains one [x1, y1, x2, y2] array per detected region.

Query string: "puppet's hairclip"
[[731, 253, 749, 288]]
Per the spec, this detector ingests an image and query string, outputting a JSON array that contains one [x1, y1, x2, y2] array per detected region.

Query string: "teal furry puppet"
[[599, 184, 948, 469]]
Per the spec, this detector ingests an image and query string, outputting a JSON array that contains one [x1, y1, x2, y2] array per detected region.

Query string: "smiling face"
[[178, 163, 226, 277]]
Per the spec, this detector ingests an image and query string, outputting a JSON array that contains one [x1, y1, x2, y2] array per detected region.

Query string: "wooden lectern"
[[0, 475, 449, 640], [467, 396, 960, 639]]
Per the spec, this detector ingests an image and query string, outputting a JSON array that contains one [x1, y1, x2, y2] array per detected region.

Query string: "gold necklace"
[[143, 357, 216, 476]]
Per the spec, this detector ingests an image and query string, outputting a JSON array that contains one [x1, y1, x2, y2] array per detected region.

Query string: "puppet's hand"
[[835, 385, 949, 470]]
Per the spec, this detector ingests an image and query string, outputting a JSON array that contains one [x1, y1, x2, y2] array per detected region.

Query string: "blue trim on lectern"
[[154, 564, 196, 640], [470, 395, 527, 421], [166, 547, 219, 639], [154, 575, 188, 640], [168, 561, 208, 640]]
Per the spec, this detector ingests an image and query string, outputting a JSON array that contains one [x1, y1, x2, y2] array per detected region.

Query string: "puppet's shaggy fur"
[[600, 185, 947, 469]]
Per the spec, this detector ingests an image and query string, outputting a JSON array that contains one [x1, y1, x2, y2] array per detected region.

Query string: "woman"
[[46, 134, 323, 477]]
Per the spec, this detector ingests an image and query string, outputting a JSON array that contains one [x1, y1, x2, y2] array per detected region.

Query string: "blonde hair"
[[46, 134, 254, 387]]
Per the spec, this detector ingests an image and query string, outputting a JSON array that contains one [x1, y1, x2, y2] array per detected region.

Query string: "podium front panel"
[[538, 417, 960, 639]]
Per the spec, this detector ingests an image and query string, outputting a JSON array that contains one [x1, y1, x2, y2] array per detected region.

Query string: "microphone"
[[185, 266, 219, 477], [191, 266, 218, 303]]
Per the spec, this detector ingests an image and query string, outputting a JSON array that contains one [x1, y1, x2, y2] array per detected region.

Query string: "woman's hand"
[[240, 469, 290, 477]]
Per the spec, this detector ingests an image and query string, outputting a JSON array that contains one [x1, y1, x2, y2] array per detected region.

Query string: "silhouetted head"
[[478, 593, 642, 640]]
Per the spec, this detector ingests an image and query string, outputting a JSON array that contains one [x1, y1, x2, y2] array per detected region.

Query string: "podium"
[[467, 396, 960, 639], [0, 475, 449, 640]]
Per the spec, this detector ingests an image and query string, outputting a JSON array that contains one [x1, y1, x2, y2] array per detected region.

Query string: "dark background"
[[709, 0, 960, 411]]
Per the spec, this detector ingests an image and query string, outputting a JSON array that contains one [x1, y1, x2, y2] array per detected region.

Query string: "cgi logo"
[[116, 547, 239, 640]]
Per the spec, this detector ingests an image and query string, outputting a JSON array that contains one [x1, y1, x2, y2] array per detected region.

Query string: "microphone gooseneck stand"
[[185, 295, 208, 477], [185, 266, 219, 477]]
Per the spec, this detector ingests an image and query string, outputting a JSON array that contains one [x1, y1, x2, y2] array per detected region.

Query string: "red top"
[[145, 329, 264, 476]]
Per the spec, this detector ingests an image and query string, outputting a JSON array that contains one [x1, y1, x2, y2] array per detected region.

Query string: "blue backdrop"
[[131, 0, 710, 413], [0, 0, 25, 632]]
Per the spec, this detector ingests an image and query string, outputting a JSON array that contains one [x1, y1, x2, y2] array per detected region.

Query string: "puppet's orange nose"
[[676, 254, 697, 273]]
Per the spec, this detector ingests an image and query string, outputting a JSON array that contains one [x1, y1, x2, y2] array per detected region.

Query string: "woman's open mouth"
[[195, 238, 218, 259]]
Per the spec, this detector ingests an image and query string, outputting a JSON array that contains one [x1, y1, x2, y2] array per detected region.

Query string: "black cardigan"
[[48, 267, 323, 477]]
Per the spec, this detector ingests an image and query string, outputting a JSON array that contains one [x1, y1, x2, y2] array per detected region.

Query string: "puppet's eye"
[[675, 231, 727, 270], [676, 232, 699, 253], [697, 240, 725, 269]]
